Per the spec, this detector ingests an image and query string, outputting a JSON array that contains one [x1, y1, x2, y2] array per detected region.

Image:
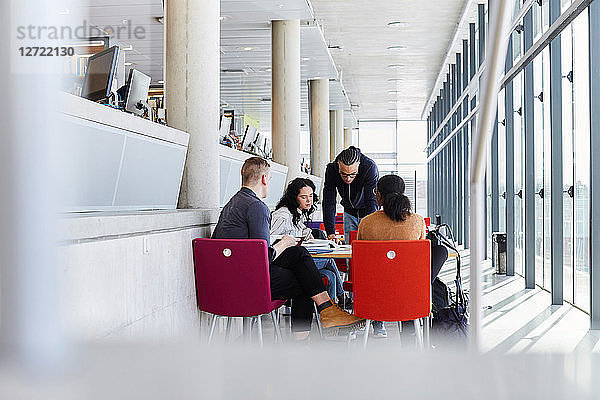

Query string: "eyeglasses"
[[339, 172, 357, 179]]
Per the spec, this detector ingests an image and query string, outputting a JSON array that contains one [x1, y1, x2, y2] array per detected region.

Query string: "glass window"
[[533, 53, 545, 288], [498, 89, 507, 233], [561, 0, 573, 13], [562, 24, 574, 303], [572, 11, 590, 312], [533, 0, 543, 40], [542, 47, 552, 290], [513, 72, 525, 276]]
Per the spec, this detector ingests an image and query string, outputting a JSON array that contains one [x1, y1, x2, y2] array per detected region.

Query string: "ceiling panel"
[[310, 0, 468, 121], [81, 0, 469, 131]]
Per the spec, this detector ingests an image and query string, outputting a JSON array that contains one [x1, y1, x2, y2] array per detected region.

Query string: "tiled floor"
[[254, 249, 600, 353]]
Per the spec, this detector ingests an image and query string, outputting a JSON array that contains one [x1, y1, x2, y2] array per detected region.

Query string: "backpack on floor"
[[427, 226, 469, 345]]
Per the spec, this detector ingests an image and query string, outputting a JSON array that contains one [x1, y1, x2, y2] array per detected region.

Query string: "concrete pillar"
[[309, 79, 330, 178], [344, 127, 353, 148], [334, 110, 344, 155], [329, 110, 337, 160], [329, 109, 344, 159], [165, 0, 220, 209], [272, 20, 301, 180]]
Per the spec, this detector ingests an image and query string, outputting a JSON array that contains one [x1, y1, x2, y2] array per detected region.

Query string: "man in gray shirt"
[[212, 157, 364, 340]]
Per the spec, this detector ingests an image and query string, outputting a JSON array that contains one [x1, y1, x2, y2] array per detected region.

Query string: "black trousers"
[[431, 243, 448, 283], [270, 246, 327, 332]]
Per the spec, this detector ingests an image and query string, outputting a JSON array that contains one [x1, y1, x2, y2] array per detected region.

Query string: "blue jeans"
[[314, 258, 345, 300], [343, 212, 362, 244]]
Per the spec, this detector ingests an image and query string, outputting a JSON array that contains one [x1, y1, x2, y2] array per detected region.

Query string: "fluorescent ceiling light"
[[387, 45, 407, 51], [387, 64, 404, 69]]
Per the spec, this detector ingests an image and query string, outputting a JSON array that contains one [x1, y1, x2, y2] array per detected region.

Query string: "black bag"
[[428, 226, 469, 345], [432, 277, 449, 314]]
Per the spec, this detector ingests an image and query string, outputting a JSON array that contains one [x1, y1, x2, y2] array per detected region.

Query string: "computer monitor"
[[219, 116, 232, 139], [81, 46, 119, 102], [242, 125, 258, 152], [263, 138, 272, 159], [124, 69, 151, 116], [253, 132, 268, 156]]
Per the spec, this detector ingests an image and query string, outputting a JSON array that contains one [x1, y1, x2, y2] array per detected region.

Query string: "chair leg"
[[424, 315, 431, 350], [362, 319, 371, 350], [208, 314, 218, 344], [414, 319, 424, 350], [314, 303, 323, 339], [271, 310, 283, 344], [244, 317, 253, 342], [397, 321, 403, 348], [224, 317, 232, 344], [257, 315, 263, 348]]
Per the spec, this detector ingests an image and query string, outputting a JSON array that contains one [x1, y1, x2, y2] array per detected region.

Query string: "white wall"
[[57, 210, 220, 341]]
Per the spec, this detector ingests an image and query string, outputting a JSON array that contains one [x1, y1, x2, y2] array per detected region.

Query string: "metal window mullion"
[[458, 126, 464, 245], [470, 23, 477, 80], [491, 109, 499, 267], [465, 121, 471, 249], [479, 3, 487, 65], [549, 0, 563, 305], [589, 0, 599, 327], [463, 39, 470, 91], [505, 36, 516, 277], [523, 8, 536, 289]]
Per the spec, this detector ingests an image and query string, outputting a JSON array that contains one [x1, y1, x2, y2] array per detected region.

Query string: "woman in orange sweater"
[[357, 174, 448, 337]]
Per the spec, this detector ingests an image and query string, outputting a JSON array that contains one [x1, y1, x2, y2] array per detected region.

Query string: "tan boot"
[[319, 304, 365, 336]]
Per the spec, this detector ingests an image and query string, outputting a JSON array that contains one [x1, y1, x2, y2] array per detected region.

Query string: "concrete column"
[[344, 127, 352, 148], [272, 20, 301, 179], [334, 110, 344, 155], [165, 0, 220, 209], [329, 110, 337, 160], [309, 79, 330, 178]]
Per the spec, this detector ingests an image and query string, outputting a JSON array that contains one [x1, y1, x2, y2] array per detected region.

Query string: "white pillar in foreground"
[[165, 0, 220, 209], [272, 20, 301, 180], [310, 79, 330, 178]]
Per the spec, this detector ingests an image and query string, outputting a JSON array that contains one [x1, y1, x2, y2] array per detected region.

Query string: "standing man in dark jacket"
[[322, 146, 379, 243]]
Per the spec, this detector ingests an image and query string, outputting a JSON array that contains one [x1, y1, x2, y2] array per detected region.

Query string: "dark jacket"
[[322, 149, 379, 236], [212, 187, 275, 261]]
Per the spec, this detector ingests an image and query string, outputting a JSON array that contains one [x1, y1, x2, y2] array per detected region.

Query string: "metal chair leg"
[[257, 315, 263, 348], [397, 321, 403, 347], [208, 314, 218, 344], [424, 315, 431, 350], [244, 317, 253, 342], [224, 317, 232, 344], [271, 310, 283, 344], [362, 319, 371, 350], [414, 319, 423, 350], [314, 303, 323, 339]]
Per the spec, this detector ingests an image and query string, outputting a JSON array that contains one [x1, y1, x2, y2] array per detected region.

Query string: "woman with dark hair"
[[271, 178, 346, 303], [357, 174, 448, 338]]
